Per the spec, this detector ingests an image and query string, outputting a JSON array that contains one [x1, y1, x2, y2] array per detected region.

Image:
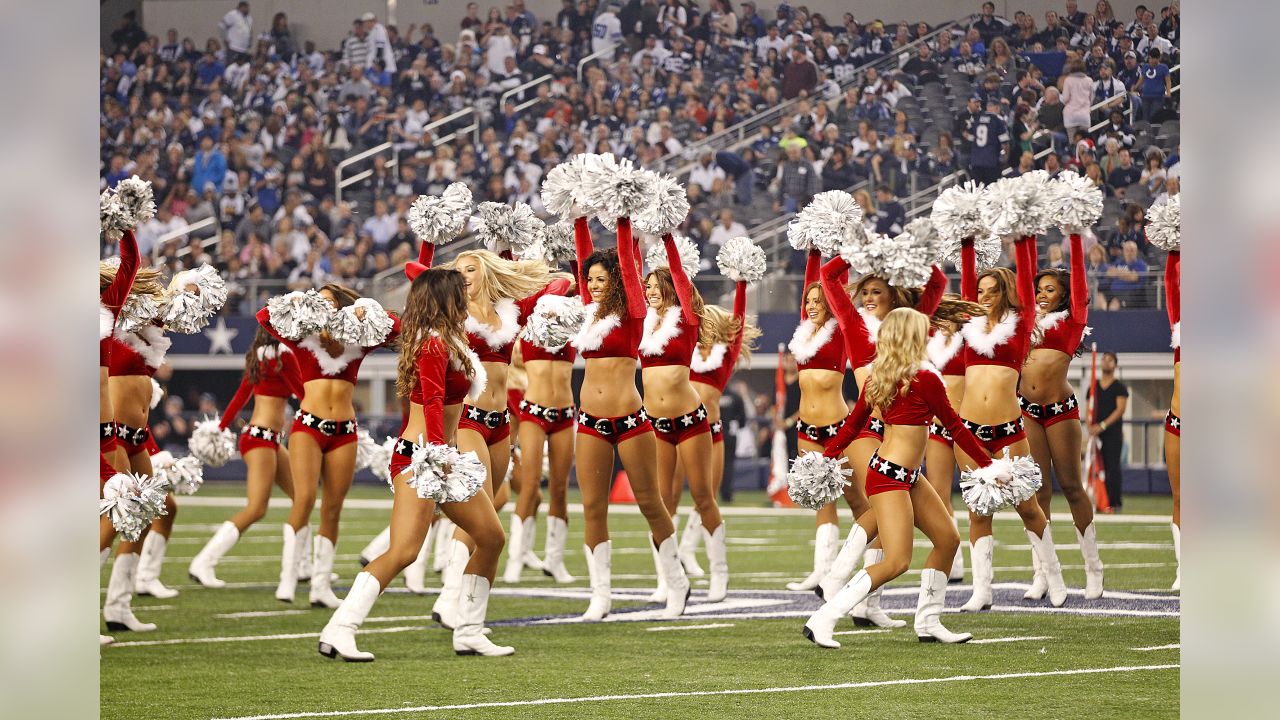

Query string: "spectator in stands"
[[1106, 148, 1142, 197], [968, 98, 1009, 184], [1137, 48, 1172, 121], [1097, 109, 1135, 149], [773, 142, 818, 213], [820, 147, 857, 192], [953, 40, 985, 79], [955, 95, 983, 155], [987, 37, 1017, 77], [1105, 240, 1149, 308], [852, 88, 890, 123], [219, 2, 253, 63], [1061, 59, 1095, 140], [872, 185, 905, 235], [780, 47, 818, 100], [708, 208, 747, 250], [972, 2, 1010, 47], [902, 44, 942, 85], [689, 151, 727, 195], [191, 136, 227, 196], [592, 3, 624, 55], [1140, 152, 1167, 194], [1084, 242, 1111, 307]]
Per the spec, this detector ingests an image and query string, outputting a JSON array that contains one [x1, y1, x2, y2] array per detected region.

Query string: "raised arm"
[[821, 256, 875, 368], [616, 217, 647, 319], [415, 339, 449, 445], [218, 375, 254, 431], [101, 229, 141, 312], [960, 238, 977, 301], [1014, 236, 1039, 344], [255, 305, 300, 352], [725, 280, 748, 368], [663, 233, 698, 326], [801, 248, 821, 317], [1068, 233, 1089, 321], [822, 393, 873, 458], [515, 277, 573, 320], [404, 241, 435, 280], [915, 265, 948, 315], [1164, 249, 1180, 328], [920, 370, 992, 467], [573, 216, 593, 298]]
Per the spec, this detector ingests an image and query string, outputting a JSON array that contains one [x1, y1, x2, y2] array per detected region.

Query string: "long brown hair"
[[319, 282, 360, 310], [645, 266, 706, 319], [804, 281, 831, 325], [931, 295, 985, 330], [244, 326, 275, 385], [977, 267, 1021, 326], [395, 268, 471, 398], [583, 248, 629, 320]]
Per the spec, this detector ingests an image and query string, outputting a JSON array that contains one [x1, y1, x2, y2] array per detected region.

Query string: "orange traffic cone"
[[609, 470, 636, 504]]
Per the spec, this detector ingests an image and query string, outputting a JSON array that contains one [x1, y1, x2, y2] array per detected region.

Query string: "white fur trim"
[[453, 347, 488, 400], [297, 334, 366, 376], [256, 345, 279, 361], [572, 304, 622, 352], [113, 325, 172, 369], [960, 312, 1019, 358], [100, 304, 114, 340], [858, 308, 882, 343], [1037, 309, 1069, 333], [639, 306, 683, 357], [918, 361, 944, 381], [150, 378, 164, 409], [788, 318, 838, 364], [926, 330, 964, 371], [1170, 321, 1180, 349], [691, 343, 729, 374], [464, 298, 520, 350]]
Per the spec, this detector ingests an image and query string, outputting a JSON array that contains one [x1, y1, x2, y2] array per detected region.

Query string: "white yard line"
[[107, 625, 426, 648], [832, 629, 894, 636], [968, 635, 1054, 645], [1132, 643, 1180, 651], [213, 610, 311, 619], [209, 664, 1179, 720], [646, 623, 736, 632]]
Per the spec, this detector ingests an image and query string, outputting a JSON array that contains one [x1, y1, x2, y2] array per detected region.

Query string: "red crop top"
[[100, 230, 140, 367], [403, 242, 483, 404], [640, 234, 701, 369], [519, 338, 577, 363], [108, 325, 171, 378], [690, 280, 746, 392], [414, 336, 450, 445], [960, 236, 1038, 371], [1033, 233, 1090, 357], [927, 327, 967, 376], [218, 346, 305, 429], [255, 306, 401, 384], [1166, 250, 1180, 363], [822, 257, 948, 371], [823, 366, 993, 465], [465, 278, 572, 365], [572, 215, 647, 360], [790, 249, 846, 373]]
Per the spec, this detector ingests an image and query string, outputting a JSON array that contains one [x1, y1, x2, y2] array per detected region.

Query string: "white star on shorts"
[[624, 416, 637, 428], [1003, 423, 1017, 434], [1066, 397, 1077, 409], [1171, 417, 1180, 428], [826, 426, 839, 436], [1050, 403, 1062, 413], [302, 415, 315, 426], [696, 407, 706, 419], [344, 421, 356, 433], [680, 415, 694, 426], [248, 426, 260, 437], [894, 468, 907, 480], [468, 407, 481, 419]]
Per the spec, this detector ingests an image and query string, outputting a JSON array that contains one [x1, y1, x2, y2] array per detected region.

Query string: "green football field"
[[101, 484, 1179, 719]]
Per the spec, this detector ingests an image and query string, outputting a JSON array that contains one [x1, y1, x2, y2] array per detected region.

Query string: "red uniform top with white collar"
[[404, 242, 482, 404], [414, 336, 452, 445], [572, 216, 647, 360], [255, 306, 401, 384], [690, 280, 747, 392], [960, 236, 1039, 371], [100, 230, 140, 367], [1033, 233, 1090, 356], [1165, 250, 1180, 363], [218, 345, 305, 430], [821, 256, 947, 371], [927, 327, 967, 376], [640, 234, 701, 369], [823, 365, 994, 464], [466, 278, 572, 365], [108, 324, 171, 378], [790, 249, 847, 373]]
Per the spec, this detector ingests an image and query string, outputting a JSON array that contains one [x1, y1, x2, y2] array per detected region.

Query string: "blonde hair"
[[865, 308, 929, 410], [100, 263, 168, 305], [699, 304, 762, 366], [448, 249, 572, 306]]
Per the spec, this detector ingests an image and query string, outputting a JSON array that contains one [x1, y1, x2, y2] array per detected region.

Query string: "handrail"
[[499, 74, 554, 110], [1088, 62, 1180, 134], [166, 217, 219, 259], [334, 141, 393, 207], [576, 45, 616, 83], [652, 19, 963, 171]]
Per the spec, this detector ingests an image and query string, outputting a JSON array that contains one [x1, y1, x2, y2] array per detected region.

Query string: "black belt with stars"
[[465, 405, 510, 429], [869, 452, 921, 485], [517, 399, 576, 423], [1018, 393, 1079, 420], [296, 411, 357, 437], [577, 408, 648, 437], [651, 404, 708, 434], [796, 417, 845, 440], [242, 424, 280, 443], [962, 417, 1024, 442]]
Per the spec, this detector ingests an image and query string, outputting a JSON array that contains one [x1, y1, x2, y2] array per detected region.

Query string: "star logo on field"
[[204, 317, 239, 355]]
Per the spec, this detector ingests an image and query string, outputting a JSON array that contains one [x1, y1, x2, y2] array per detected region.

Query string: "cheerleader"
[[804, 308, 996, 648], [573, 217, 690, 620], [643, 234, 729, 602], [676, 278, 761, 580], [816, 256, 946, 628], [318, 267, 514, 661], [256, 284, 401, 608], [957, 237, 1068, 611], [1164, 248, 1180, 590], [507, 317, 579, 584], [1020, 232, 1104, 600], [187, 328, 303, 587]]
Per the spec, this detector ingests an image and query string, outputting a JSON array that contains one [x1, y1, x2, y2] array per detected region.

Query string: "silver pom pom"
[[633, 173, 690, 238], [931, 180, 986, 251], [115, 176, 157, 226], [373, 436, 398, 486], [540, 154, 597, 219], [100, 190, 129, 242], [189, 418, 237, 467], [407, 442, 488, 503], [880, 230, 935, 288], [160, 290, 212, 334], [328, 298, 395, 347], [716, 236, 767, 283], [441, 449, 488, 503], [644, 234, 701, 278], [1146, 195, 1180, 251], [173, 264, 229, 314], [100, 472, 168, 542], [407, 183, 473, 245], [844, 232, 896, 275], [580, 154, 655, 220], [903, 217, 941, 257], [152, 452, 204, 495], [524, 295, 585, 351], [537, 220, 578, 265], [786, 451, 853, 510], [266, 290, 335, 340], [980, 172, 1056, 238], [117, 292, 162, 333], [1052, 171, 1104, 232], [960, 453, 1043, 516], [791, 191, 864, 256], [355, 430, 392, 474], [472, 201, 545, 256]]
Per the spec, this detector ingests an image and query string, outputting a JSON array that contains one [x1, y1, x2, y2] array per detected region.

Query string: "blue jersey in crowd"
[[969, 113, 1009, 168], [1140, 63, 1169, 97]]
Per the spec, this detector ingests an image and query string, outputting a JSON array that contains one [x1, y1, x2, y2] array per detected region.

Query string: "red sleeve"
[[405, 242, 435, 280], [960, 238, 977, 301], [663, 234, 698, 326], [821, 256, 875, 368], [515, 278, 572, 321], [415, 338, 449, 445], [1165, 250, 1180, 327], [919, 370, 991, 467], [381, 312, 402, 349], [1068, 234, 1088, 320], [256, 306, 300, 352], [1014, 236, 1038, 348], [573, 216, 593, 296], [615, 217, 647, 319], [915, 265, 947, 315], [725, 280, 747, 368], [218, 376, 254, 430], [823, 394, 873, 458], [101, 229, 141, 313], [279, 350, 305, 400], [801, 248, 821, 317]]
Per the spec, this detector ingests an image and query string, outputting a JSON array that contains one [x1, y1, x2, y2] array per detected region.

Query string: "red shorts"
[[854, 416, 886, 443], [928, 421, 953, 447], [100, 453, 118, 482], [515, 400, 577, 435], [507, 389, 523, 417], [710, 420, 724, 444], [459, 405, 512, 445], [144, 436, 161, 456], [101, 422, 119, 454], [577, 407, 653, 445], [387, 438, 418, 480], [1165, 411, 1180, 437], [652, 405, 711, 445], [1020, 394, 1082, 428], [116, 424, 152, 457], [865, 453, 922, 496], [796, 417, 846, 453], [239, 425, 281, 454], [290, 413, 358, 453], [961, 417, 1027, 455]]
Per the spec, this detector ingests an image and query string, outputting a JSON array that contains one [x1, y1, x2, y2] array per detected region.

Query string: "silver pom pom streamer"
[[355, 430, 392, 474], [581, 154, 655, 220], [173, 264, 229, 314], [151, 452, 205, 496], [959, 452, 1044, 516], [980, 172, 1055, 238], [373, 436, 398, 486], [117, 292, 162, 334], [328, 298, 395, 347], [633, 173, 690, 238], [644, 234, 701, 278], [540, 154, 597, 219], [786, 451, 853, 510], [524, 295, 585, 351], [406, 442, 488, 503], [101, 190, 129, 242], [100, 472, 168, 542], [716, 236, 767, 283], [407, 183, 473, 245], [472, 201, 545, 256], [931, 180, 986, 244], [538, 220, 577, 265], [844, 232, 896, 275], [1053, 170, 1103, 232], [1146, 195, 1180, 251], [160, 290, 212, 334], [881, 230, 935, 288], [791, 191, 864, 257], [189, 418, 237, 467], [904, 217, 941, 257], [266, 290, 334, 340], [115, 176, 157, 225]]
